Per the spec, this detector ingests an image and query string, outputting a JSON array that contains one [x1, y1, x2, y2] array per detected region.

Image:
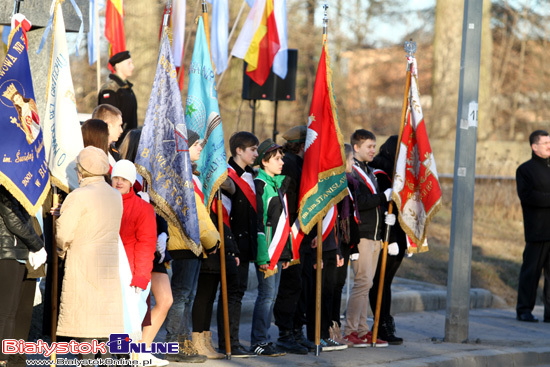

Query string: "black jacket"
[[227, 157, 258, 262], [350, 158, 387, 240], [0, 186, 44, 260], [516, 152, 550, 242], [281, 151, 303, 225], [98, 74, 138, 143]]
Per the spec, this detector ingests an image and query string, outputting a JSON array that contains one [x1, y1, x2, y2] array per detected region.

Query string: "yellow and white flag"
[[42, 2, 84, 192]]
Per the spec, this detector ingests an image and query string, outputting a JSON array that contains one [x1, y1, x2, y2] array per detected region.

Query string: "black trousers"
[[192, 272, 220, 332], [217, 258, 244, 349], [9, 274, 36, 367], [516, 241, 550, 317], [369, 242, 406, 323], [332, 244, 351, 326], [306, 249, 337, 340], [0, 260, 28, 362]]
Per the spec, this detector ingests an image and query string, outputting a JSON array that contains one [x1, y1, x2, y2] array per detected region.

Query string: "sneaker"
[[343, 332, 368, 348], [359, 331, 389, 348], [330, 322, 353, 347], [320, 338, 348, 352], [251, 342, 286, 357], [227, 345, 256, 358]]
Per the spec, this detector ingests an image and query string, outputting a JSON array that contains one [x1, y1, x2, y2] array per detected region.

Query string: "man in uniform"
[[98, 50, 137, 146]]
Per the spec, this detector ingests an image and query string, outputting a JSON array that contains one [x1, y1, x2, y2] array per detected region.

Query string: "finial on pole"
[[404, 38, 416, 57], [13, 0, 24, 15], [163, 0, 172, 28], [202, 0, 208, 13], [322, 1, 329, 36]]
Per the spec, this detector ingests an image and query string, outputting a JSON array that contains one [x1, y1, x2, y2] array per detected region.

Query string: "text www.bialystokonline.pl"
[[26, 358, 140, 366]]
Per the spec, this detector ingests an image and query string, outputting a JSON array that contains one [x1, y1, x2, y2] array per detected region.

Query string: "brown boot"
[[165, 333, 207, 363], [192, 332, 223, 359]]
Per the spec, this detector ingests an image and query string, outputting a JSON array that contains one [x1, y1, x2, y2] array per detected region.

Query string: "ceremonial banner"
[[392, 57, 442, 252], [184, 16, 227, 211], [135, 31, 201, 255], [105, 0, 125, 58], [0, 26, 50, 215], [298, 43, 347, 234], [42, 3, 84, 193], [207, 0, 229, 74], [231, 0, 280, 86]]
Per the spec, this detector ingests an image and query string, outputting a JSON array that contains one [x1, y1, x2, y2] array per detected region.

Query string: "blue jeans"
[[165, 257, 201, 341], [251, 262, 282, 345]]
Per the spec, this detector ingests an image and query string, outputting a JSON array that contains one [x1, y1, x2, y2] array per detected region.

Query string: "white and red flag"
[[392, 57, 442, 253]]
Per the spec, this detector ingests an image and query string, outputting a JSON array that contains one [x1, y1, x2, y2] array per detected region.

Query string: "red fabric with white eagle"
[[391, 57, 441, 252], [298, 43, 347, 234]]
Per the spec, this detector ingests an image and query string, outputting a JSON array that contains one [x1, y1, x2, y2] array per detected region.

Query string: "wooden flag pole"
[[95, 0, 101, 93], [314, 219, 323, 356], [314, 3, 328, 356], [216, 189, 231, 359], [202, 1, 212, 57], [371, 40, 415, 347], [50, 187, 59, 367]]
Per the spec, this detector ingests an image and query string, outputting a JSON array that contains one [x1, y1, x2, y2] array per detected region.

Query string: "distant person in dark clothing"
[[516, 129, 550, 323], [98, 50, 137, 147]]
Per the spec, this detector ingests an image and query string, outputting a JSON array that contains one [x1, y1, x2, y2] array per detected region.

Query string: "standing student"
[[164, 131, 219, 363], [92, 104, 124, 164], [369, 136, 405, 344], [217, 131, 260, 357], [343, 129, 394, 348], [251, 139, 294, 357]]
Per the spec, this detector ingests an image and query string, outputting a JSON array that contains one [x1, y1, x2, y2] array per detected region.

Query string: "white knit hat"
[[111, 159, 136, 185]]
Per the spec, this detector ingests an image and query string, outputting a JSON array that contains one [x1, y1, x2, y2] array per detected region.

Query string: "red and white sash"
[[193, 175, 205, 204], [267, 194, 292, 270], [347, 187, 360, 224], [353, 164, 377, 194], [291, 205, 337, 250], [228, 166, 257, 213], [212, 193, 231, 228]]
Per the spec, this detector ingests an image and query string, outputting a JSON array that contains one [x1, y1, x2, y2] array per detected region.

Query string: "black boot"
[[293, 328, 316, 352], [378, 316, 403, 345], [277, 329, 308, 354]]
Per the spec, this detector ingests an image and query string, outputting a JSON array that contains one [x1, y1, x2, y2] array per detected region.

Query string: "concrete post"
[[445, 0, 484, 343]]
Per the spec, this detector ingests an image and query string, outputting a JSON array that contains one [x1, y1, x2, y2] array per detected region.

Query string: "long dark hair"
[[81, 119, 109, 155], [119, 128, 142, 162]]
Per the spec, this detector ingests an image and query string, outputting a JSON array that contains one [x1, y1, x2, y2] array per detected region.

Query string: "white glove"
[[388, 242, 399, 256], [385, 212, 396, 226], [28, 247, 47, 270], [157, 232, 168, 263], [384, 188, 392, 202], [132, 286, 142, 294]]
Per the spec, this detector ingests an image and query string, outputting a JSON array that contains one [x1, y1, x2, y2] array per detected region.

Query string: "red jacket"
[[119, 189, 156, 289]]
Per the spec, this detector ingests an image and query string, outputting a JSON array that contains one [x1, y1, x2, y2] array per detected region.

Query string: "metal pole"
[[272, 100, 278, 142], [445, 0, 483, 343], [251, 100, 256, 134], [13, 0, 23, 14]]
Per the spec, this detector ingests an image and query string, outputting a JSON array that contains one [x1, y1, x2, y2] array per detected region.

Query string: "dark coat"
[[0, 186, 43, 260], [227, 157, 258, 262], [281, 151, 303, 225], [516, 152, 550, 242], [98, 74, 138, 141], [350, 158, 387, 240]]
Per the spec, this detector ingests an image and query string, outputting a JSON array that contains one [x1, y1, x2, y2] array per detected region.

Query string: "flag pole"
[[202, 1, 212, 57], [314, 2, 329, 357], [50, 187, 59, 367], [216, 0, 247, 87], [371, 39, 415, 347], [202, 2, 230, 356], [177, 0, 202, 86], [216, 189, 231, 359], [95, 0, 101, 93]]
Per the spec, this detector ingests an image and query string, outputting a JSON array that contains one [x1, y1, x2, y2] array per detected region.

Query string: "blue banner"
[[0, 27, 50, 216], [135, 31, 200, 253], [185, 16, 227, 211]]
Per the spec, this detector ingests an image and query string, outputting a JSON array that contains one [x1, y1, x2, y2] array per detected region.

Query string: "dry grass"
[[397, 175, 529, 307]]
